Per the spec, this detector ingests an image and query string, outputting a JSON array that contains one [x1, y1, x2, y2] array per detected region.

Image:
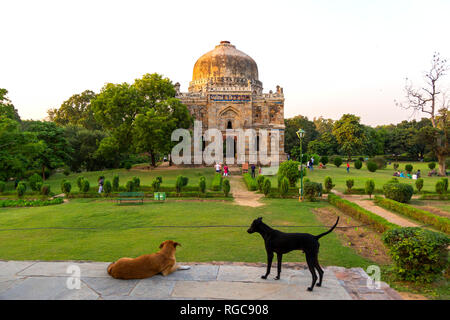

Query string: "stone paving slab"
[[0, 261, 403, 300]]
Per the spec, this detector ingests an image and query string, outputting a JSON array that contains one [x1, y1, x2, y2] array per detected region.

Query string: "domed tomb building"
[[175, 41, 286, 165]]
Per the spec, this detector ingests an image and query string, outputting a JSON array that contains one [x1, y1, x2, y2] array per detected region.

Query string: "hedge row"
[[211, 173, 223, 191], [418, 193, 450, 200], [243, 173, 258, 191], [0, 198, 64, 207], [374, 196, 450, 234], [327, 193, 399, 233]]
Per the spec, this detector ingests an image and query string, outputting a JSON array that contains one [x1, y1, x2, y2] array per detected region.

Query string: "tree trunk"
[[437, 153, 446, 176], [150, 152, 156, 167], [42, 165, 46, 181]]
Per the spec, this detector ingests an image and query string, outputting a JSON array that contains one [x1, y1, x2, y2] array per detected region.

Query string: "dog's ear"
[[174, 242, 181, 248], [159, 241, 166, 249], [257, 217, 263, 221]]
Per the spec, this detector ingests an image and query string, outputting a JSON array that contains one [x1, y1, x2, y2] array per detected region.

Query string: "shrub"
[[132, 177, 140, 190], [16, 182, 26, 198], [405, 164, 413, 173], [40, 184, 50, 196], [370, 156, 387, 169], [366, 161, 377, 172], [113, 175, 119, 191], [257, 175, 265, 191], [320, 156, 328, 165], [126, 180, 135, 192], [28, 173, 43, 191], [383, 227, 450, 282], [333, 157, 343, 168], [387, 177, 399, 184], [243, 173, 258, 191], [0, 198, 64, 207], [63, 166, 71, 176], [223, 179, 230, 197], [35, 182, 43, 193], [324, 176, 335, 193], [374, 196, 450, 234], [393, 163, 399, 170], [435, 180, 445, 194], [383, 183, 414, 203], [156, 176, 163, 184], [304, 181, 322, 201], [279, 177, 289, 198], [152, 179, 161, 192], [103, 180, 112, 194], [415, 178, 424, 193], [311, 154, 320, 165], [328, 194, 398, 233], [441, 178, 448, 192], [199, 176, 206, 194], [346, 179, 354, 192], [77, 176, 85, 191], [262, 178, 271, 196], [365, 179, 375, 198], [211, 173, 222, 191], [82, 180, 90, 193], [0, 181, 5, 193], [125, 162, 132, 170], [354, 160, 362, 169], [61, 180, 71, 194], [428, 162, 436, 170], [278, 160, 301, 187], [175, 175, 189, 193]]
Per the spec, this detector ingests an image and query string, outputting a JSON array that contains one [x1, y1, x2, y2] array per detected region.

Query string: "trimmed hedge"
[[383, 183, 413, 203], [328, 193, 399, 233], [0, 198, 64, 207], [211, 173, 222, 191], [374, 196, 450, 234], [243, 173, 258, 191], [303, 181, 322, 201]]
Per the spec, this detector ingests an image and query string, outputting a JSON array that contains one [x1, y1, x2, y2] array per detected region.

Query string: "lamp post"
[[296, 129, 305, 201]]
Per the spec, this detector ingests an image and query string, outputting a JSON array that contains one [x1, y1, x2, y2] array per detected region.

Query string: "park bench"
[[242, 163, 249, 174], [117, 192, 145, 204]]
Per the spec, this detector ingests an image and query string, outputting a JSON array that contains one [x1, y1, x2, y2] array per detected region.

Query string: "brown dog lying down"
[[107, 240, 189, 280]]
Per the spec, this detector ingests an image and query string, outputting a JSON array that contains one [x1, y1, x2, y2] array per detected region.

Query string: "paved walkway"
[[332, 190, 420, 227], [0, 261, 403, 300]]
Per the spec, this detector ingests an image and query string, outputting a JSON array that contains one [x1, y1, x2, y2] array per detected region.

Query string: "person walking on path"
[[251, 164, 256, 178], [98, 176, 104, 193], [215, 163, 221, 174], [223, 165, 229, 177], [346, 162, 350, 173]]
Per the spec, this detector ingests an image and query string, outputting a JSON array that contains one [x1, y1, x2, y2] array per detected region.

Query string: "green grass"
[[266, 161, 444, 193], [0, 198, 371, 268]]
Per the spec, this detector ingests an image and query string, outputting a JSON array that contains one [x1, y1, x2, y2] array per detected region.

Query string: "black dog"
[[247, 216, 339, 291]]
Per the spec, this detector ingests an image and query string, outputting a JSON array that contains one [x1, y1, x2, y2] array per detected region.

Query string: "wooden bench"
[[117, 192, 145, 204], [242, 163, 249, 174]]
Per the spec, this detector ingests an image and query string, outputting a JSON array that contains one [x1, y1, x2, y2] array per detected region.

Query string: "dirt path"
[[229, 175, 264, 207], [331, 190, 420, 228]]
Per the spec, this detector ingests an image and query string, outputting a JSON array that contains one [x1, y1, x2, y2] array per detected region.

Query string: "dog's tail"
[[315, 217, 339, 239]]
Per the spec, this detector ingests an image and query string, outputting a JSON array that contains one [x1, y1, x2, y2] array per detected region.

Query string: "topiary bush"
[[279, 177, 289, 198], [367, 161, 378, 172], [125, 162, 132, 170], [278, 160, 301, 187], [387, 177, 399, 184], [262, 178, 271, 197], [441, 178, 448, 193], [303, 181, 322, 201], [132, 177, 140, 190], [354, 160, 362, 169], [77, 176, 85, 191], [40, 184, 50, 196], [126, 180, 135, 192], [211, 173, 222, 191], [436, 180, 445, 194], [365, 179, 375, 198], [82, 180, 90, 193], [61, 180, 71, 194], [156, 176, 163, 184], [324, 176, 335, 193], [428, 162, 436, 170], [16, 182, 26, 198], [320, 156, 328, 166], [152, 179, 161, 192], [383, 227, 449, 282], [113, 175, 119, 191], [243, 173, 258, 191], [405, 164, 413, 173], [28, 173, 43, 192], [383, 183, 414, 203], [346, 179, 354, 192], [198, 176, 206, 194], [63, 166, 71, 176], [103, 180, 112, 195], [333, 157, 343, 168], [257, 175, 265, 191], [415, 178, 424, 193], [223, 179, 230, 197]]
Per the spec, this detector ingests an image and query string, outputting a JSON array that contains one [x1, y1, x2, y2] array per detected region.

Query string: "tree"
[[22, 121, 72, 180], [0, 88, 20, 122], [48, 90, 100, 130], [396, 52, 449, 175], [332, 114, 367, 160], [284, 115, 318, 159]]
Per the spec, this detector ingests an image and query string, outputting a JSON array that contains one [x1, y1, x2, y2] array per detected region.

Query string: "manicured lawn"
[[266, 161, 444, 193], [0, 198, 371, 268]]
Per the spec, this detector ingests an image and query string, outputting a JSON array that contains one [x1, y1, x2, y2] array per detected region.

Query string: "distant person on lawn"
[[98, 176, 104, 193], [346, 162, 350, 173], [223, 165, 229, 177], [215, 163, 221, 174], [251, 164, 256, 178]]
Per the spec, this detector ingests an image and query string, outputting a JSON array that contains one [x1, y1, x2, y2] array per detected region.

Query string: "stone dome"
[[189, 41, 262, 93]]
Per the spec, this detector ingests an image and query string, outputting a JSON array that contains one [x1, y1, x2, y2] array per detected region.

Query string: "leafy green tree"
[[278, 160, 301, 187], [284, 115, 318, 160], [332, 114, 367, 160], [365, 179, 375, 198], [0, 89, 20, 122]]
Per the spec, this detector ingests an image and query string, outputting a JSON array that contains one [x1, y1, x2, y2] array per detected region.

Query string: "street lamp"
[[296, 129, 305, 201]]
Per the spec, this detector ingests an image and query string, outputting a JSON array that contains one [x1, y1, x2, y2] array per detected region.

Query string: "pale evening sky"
[[1, 0, 450, 126]]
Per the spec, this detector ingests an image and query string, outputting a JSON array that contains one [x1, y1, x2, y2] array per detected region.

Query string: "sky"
[[1, 0, 450, 126]]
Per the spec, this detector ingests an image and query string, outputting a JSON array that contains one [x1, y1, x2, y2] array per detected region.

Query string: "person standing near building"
[[215, 163, 221, 174], [98, 176, 104, 193], [346, 162, 350, 173], [251, 164, 256, 178]]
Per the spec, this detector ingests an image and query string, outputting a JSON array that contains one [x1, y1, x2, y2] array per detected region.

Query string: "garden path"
[[229, 175, 264, 207]]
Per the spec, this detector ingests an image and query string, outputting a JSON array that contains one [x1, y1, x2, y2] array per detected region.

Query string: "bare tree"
[[396, 52, 449, 176]]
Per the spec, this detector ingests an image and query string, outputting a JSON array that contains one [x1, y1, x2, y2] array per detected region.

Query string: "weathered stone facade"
[[176, 41, 286, 165]]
